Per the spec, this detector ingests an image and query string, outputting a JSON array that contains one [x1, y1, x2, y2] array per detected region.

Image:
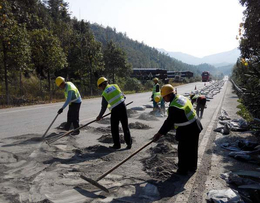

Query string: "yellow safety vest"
[[168, 94, 197, 127], [102, 84, 124, 110], [64, 82, 81, 103], [152, 83, 159, 94]]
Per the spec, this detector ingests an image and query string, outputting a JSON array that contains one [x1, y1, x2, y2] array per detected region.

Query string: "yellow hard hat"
[[55, 76, 65, 87], [153, 77, 159, 82], [161, 84, 174, 97], [154, 95, 161, 103], [97, 77, 107, 87]]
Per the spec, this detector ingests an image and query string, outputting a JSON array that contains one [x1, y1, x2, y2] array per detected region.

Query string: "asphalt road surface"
[[0, 81, 206, 139], [1, 79, 248, 203]]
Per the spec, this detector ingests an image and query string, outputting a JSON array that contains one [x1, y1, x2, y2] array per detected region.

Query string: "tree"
[[238, 0, 260, 61], [103, 40, 132, 83], [68, 20, 104, 96], [0, 0, 31, 104], [30, 28, 67, 98]]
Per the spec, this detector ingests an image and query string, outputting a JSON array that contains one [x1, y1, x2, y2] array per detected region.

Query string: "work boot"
[[126, 144, 132, 149], [71, 130, 80, 136]]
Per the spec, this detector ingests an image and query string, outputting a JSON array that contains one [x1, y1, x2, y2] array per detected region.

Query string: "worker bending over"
[[153, 84, 203, 175], [96, 77, 132, 150], [190, 92, 207, 118], [55, 76, 82, 135]]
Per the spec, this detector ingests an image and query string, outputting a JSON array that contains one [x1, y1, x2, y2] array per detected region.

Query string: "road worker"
[[153, 84, 203, 175], [96, 77, 132, 150], [190, 92, 207, 118], [55, 76, 82, 135], [153, 91, 165, 114], [151, 77, 165, 112]]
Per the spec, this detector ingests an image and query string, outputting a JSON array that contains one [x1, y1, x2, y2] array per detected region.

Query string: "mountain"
[[159, 48, 240, 67]]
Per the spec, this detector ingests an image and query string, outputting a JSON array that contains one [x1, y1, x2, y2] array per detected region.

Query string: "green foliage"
[[239, 0, 260, 60], [231, 0, 260, 119], [236, 99, 253, 122], [103, 40, 132, 83], [0, 0, 222, 106], [123, 77, 143, 93]]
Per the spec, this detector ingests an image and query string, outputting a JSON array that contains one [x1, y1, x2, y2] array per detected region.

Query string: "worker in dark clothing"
[[151, 77, 165, 113], [153, 84, 203, 175], [55, 76, 82, 135], [190, 92, 207, 118], [96, 77, 132, 150]]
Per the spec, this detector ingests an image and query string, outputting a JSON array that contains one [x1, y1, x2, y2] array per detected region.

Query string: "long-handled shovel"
[[42, 113, 59, 139], [45, 101, 133, 145], [80, 139, 154, 193]]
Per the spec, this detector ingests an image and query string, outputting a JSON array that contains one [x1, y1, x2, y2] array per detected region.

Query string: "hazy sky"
[[65, 0, 244, 58]]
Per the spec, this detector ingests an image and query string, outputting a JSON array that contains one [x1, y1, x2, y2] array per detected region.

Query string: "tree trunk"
[[48, 70, 51, 102], [3, 42, 9, 105], [90, 62, 93, 96], [19, 69, 23, 96]]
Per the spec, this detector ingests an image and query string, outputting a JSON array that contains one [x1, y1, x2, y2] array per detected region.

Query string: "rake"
[[45, 101, 133, 145], [80, 139, 154, 193]]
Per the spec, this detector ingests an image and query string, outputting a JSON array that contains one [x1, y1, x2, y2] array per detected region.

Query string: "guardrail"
[[230, 79, 244, 93]]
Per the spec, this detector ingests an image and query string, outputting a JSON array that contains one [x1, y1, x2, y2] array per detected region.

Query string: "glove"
[[152, 132, 163, 142], [58, 108, 63, 114]]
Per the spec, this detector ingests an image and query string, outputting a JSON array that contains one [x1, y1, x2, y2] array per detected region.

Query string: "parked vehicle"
[[202, 71, 211, 82]]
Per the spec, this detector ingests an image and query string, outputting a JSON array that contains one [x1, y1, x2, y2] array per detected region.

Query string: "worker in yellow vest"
[[151, 77, 164, 112], [153, 92, 165, 114], [55, 76, 82, 135], [153, 84, 203, 175], [96, 77, 132, 150]]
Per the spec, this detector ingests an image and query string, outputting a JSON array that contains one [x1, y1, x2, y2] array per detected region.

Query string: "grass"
[[236, 99, 254, 122]]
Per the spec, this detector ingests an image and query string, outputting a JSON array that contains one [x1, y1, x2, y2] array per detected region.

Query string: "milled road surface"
[[1, 80, 254, 203]]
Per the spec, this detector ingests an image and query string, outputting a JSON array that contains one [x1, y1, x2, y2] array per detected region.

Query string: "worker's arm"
[[58, 90, 73, 114], [158, 107, 175, 135], [96, 96, 108, 120], [62, 90, 73, 109], [153, 107, 175, 141]]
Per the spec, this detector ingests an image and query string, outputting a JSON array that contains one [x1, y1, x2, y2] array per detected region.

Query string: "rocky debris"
[[96, 117, 110, 124], [221, 171, 260, 203], [84, 144, 113, 154], [206, 188, 243, 203], [150, 142, 177, 155], [215, 110, 249, 135], [131, 106, 146, 111], [142, 136, 178, 180], [98, 134, 125, 143], [138, 112, 159, 121], [129, 122, 151, 129], [127, 109, 138, 117], [142, 153, 177, 180], [143, 104, 153, 108]]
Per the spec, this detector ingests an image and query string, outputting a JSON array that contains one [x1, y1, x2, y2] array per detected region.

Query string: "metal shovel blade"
[[80, 174, 109, 193]]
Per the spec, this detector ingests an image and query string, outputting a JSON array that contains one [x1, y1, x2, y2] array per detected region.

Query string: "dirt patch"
[[142, 153, 177, 180], [138, 112, 159, 121], [129, 121, 151, 129], [97, 134, 125, 143], [127, 109, 138, 118], [96, 117, 110, 125]]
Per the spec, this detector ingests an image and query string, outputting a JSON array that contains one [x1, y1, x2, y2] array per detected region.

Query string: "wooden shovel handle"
[[96, 139, 154, 181]]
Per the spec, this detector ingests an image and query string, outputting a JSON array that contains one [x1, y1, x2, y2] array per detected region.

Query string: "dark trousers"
[[65, 102, 81, 131], [196, 99, 206, 118], [111, 102, 132, 147], [177, 132, 199, 171]]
